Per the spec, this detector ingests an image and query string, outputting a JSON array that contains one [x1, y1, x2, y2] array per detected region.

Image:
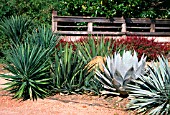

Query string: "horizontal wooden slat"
[[54, 31, 125, 35], [57, 26, 170, 29], [53, 16, 125, 23], [126, 27, 150, 29], [155, 27, 170, 29], [54, 16, 170, 24], [126, 32, 170, 36], [125, 18, 152, 23], [93, 26, 121, 28], [58, 26, 121, 28], [54, 31, 170, 36], [126, 19, 170, 24], [155, 20, 170, 24], [58, 26, 87, 28]]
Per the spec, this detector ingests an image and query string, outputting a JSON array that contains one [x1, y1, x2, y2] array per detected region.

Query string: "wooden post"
[[150, 19, 155, 32], [121, 17, 126, 32], [87, 17, 93, 32], [52, 10, 58, 32], [88, 22, 93, 32]]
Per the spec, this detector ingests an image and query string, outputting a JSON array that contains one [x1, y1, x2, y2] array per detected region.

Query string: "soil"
[[0, 64, 136, 115]]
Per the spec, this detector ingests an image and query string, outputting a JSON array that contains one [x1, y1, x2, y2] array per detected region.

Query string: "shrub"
[[127, 56, 170, 115], [115, 36, 169, 61]]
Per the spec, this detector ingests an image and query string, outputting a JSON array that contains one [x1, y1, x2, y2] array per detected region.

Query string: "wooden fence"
[[52, 11, 170, 38]]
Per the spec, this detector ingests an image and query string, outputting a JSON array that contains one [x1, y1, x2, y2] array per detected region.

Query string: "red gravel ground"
[[0, 64, 136, 115]]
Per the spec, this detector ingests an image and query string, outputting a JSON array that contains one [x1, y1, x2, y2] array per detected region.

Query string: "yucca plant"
[[51, 43, 102, 94], [0, 43, 53, 100], [126, 56, 170, 115], [76, 37, 115, 64], [95, 50, 146, 96], [0, 15, 33, 46], [27, 25, 60, 49], [0, 25, 60, 100]]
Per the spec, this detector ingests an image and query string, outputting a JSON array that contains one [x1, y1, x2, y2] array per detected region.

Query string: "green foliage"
[[95, 50, 146, 96], [0, 0, 56, 26], [76, 37, 115, 64], [51, 43, 101, 94], [55, 0, 170, 18], [0, 43, 53, 100], [0, 34, 9, 63], [0, 15, 33, 46], [27, 25, 60, 49], [0, 0, 169, 24], [0, 25, 60, 100], [127, 56, 170, 115]]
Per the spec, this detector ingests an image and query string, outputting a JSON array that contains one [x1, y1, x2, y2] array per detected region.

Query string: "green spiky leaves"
[[0, 24, 60, 100], [0, 15, 33, 46], [0, 43, 53, 100], [127, 56, 170, 115]]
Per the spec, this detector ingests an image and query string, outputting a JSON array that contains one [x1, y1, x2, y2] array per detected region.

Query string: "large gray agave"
[[95, 50, 147, 95]]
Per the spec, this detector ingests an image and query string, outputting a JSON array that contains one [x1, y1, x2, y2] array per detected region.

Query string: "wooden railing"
[[52, 11, 170, 36]]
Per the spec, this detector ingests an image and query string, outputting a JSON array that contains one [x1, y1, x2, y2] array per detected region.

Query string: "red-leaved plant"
[[56, 36, 170, 61], [115, 36, 170, 61]]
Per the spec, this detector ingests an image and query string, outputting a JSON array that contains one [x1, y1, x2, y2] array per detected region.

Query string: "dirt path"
[[0, 91, 136, 115], [0, 64, 136, 115]]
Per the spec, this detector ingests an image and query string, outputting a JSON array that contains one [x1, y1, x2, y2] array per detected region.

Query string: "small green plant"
[[126, 56, 170, 115], [95, 50, 146, 96]]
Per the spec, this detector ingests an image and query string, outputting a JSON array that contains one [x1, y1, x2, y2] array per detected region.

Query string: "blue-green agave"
[[127, 56, 170, 115], [95, 50, 146, 95]]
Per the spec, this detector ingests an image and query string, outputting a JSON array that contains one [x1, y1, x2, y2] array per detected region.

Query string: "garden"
[[0, 0, 170, 115], [0, 15, 170, 115]]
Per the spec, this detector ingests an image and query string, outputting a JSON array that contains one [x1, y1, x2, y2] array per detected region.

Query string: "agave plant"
[[0, 25, 60, 100], [0, 43, 53, 100], [0, 15, 33, 46], [76, 37, 115, 64], [95, 50, 146, 95], [27, 25, 60, 49], [51, 43, 102, 95], [126, 56, 170, 115]]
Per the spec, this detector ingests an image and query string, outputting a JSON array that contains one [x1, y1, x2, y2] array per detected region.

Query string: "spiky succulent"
[[95, 50, 146, 95], [126, 56, 170, 115]]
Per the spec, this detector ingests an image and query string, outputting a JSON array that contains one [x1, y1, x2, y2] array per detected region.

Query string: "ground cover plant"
[[113, 36, 169, 61]]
